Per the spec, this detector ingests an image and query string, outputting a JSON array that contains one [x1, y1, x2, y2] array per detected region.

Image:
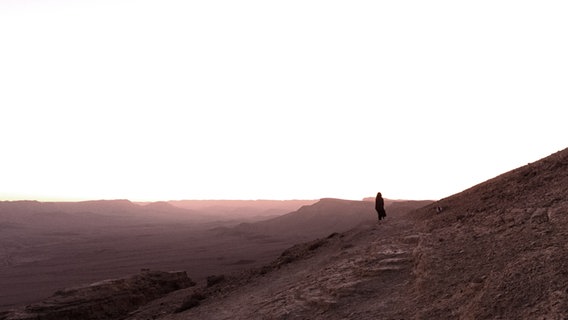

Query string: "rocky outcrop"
[[2, 270, 195, 320]]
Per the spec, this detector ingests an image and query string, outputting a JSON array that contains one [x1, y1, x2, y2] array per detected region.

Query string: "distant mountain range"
[[220, 198, 433, 240], [165, 199, 318, 220], [0, 197, 432, 236], [0, 199, 319, 229], [0, 199, 208, 229]]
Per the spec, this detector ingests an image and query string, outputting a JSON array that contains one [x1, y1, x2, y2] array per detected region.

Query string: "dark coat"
[[375, 194, 386, 219], [375, 195, 384, 211]]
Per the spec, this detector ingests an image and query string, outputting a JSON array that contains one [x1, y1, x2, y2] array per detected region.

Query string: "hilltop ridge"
[[142, 147, 568, 319]]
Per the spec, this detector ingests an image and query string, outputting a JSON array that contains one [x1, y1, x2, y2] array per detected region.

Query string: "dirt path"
[[156, 213, 422, 320]]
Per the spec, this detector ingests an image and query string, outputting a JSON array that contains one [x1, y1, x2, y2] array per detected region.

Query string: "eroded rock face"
[[3, 271, 195, 320]]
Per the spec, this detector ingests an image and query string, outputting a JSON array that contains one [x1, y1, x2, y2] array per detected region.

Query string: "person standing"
[[375, 192, 387, 221]]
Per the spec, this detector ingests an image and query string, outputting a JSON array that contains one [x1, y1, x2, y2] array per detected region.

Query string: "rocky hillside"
[[411, 147, 568, 319], [132, 147, 568, 319]]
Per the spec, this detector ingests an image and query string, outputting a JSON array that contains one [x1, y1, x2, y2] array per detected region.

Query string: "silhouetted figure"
[[375, 192, 387, 221]]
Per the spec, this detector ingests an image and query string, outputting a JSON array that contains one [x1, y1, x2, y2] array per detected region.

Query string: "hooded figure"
[[375, 192, 387, 221]]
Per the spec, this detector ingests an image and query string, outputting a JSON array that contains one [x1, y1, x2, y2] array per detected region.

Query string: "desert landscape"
[[3, 0, 565, 318], [0, 196, 430, 313], [1, 147, 567, 319]]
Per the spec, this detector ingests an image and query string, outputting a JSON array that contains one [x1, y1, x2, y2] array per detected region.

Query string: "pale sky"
[[1, 0, 566, 202]]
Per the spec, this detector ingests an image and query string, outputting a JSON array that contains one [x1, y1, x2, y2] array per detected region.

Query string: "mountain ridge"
[[0, 199, 209, 226], [220, 198, 432, 240], [141, 147, 568, 319]]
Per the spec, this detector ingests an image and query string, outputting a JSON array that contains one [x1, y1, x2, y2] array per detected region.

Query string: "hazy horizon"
[[1, 1, 566, 202], [0, 195, 391, 203]]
